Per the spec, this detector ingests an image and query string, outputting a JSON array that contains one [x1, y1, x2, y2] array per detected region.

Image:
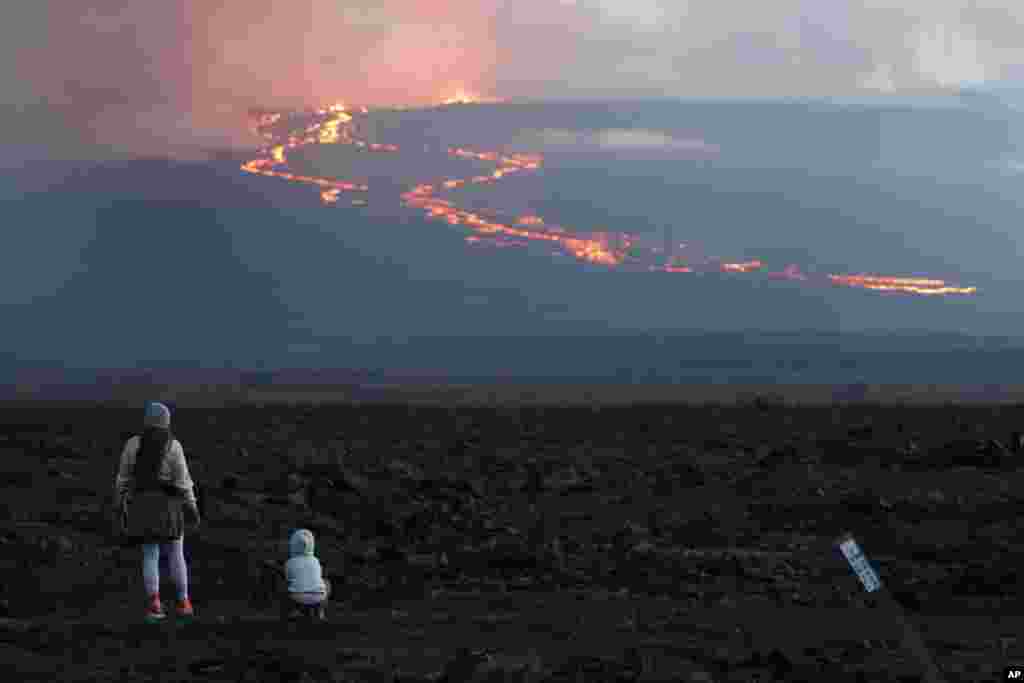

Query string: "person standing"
[[113, 402, 201, 622]]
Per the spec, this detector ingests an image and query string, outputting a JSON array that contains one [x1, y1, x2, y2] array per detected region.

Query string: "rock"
[[387, 459, 424, 482], [847, 421, 874, 440], [262, 470, 298, 498], [629, 541, 656, 559], [188, 658, 227, 676], [840, 491, 889, 518], [738, 648, 795, 679], [440, 647, 492, 683], [479, 650, 543, 681], [283, 488, 306, 508], [287, 473, 305, 493], [0, 617, 32, 633], [217, 498, 263, 524], [37, 534, 74, 559], [890, 590, 923, 612], [287, 441, 317, 471], [755, 444, 798, 466], [55, 535, 74, 555], [945, 439, 1013, 467], [1, 470, 34, 488]]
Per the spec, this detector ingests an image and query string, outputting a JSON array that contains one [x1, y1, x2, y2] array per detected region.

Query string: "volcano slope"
[[0, 398, 1021, 682]]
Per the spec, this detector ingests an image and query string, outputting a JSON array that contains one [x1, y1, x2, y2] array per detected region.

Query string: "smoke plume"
[[3, 1, 1022, 160]]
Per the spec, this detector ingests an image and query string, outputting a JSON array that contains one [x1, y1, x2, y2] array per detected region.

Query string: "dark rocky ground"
[[1, 396, 1023, 681]]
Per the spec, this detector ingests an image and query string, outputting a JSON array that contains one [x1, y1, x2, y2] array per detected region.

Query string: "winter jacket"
[[285, 529, 328, 595], [114, 429, 197, 544]]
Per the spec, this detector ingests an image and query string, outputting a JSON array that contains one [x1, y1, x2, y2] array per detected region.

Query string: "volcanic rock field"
[[1, 398, 1022, 681]]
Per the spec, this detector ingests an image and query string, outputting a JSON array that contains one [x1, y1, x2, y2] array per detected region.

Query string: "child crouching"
[[281, 528, 331, 621]]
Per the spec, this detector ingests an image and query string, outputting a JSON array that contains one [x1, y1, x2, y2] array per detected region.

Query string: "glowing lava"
[[720, 260, 764, 274], [238, 100, 977, 297], [827, 274, 977, 296], [441, 89, 498, 106]]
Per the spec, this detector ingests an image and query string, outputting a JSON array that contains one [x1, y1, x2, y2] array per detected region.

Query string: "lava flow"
[[240, 100, 977, 297]]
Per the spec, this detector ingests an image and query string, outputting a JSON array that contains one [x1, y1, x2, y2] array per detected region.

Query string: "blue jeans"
[[280, 578, 331, 619], [142, 537, 188, 600]]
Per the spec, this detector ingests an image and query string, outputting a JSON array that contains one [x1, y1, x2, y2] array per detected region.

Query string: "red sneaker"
[[144, 594, 166, 623], [176, 597, 194, 617]]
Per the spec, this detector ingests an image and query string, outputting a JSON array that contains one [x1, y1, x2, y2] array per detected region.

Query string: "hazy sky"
[[3, 1, 1023, 160]]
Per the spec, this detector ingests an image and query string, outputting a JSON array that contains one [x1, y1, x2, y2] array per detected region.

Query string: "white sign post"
[[834, 532, 947, 683], [836, 534, 882, 593]]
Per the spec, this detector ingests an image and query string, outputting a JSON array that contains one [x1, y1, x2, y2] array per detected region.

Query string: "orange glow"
[[828, 274, 978, 295], [442, 89, 489, 106], [238, 101, 978, 297], [721, 260, 764, 273]]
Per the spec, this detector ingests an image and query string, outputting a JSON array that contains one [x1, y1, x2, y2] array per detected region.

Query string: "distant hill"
[[3, 99, 1022, 382]]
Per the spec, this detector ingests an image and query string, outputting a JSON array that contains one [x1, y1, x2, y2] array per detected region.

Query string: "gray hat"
[[144, 401, 171, 429]]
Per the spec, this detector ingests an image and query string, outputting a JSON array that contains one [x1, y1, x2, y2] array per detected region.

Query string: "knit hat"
[[143, 401, 171, 429]]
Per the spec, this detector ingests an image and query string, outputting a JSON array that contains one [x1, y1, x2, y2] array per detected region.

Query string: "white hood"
[[289, 528, 315, 557]]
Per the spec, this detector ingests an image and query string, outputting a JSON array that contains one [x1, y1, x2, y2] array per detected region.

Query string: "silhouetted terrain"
[[3, 330, 1024, 402]]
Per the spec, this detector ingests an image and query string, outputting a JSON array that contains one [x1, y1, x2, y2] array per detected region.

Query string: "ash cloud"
[[4, 1, 1023, 160]]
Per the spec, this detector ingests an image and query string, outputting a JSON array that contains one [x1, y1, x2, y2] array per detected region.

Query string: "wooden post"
[[835, 532, 947, 683]]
